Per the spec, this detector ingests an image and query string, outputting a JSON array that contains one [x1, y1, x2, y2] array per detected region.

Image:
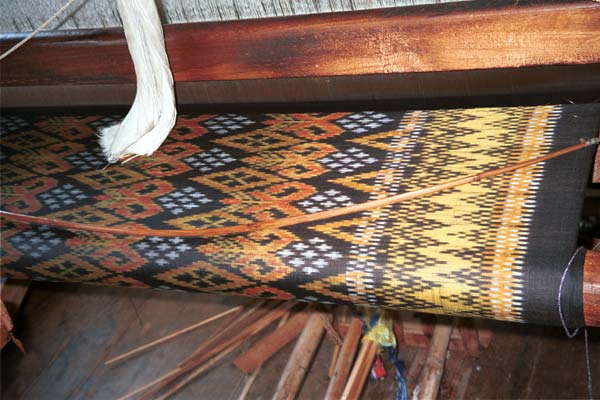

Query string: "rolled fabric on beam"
[[0, 104, 598, 327]]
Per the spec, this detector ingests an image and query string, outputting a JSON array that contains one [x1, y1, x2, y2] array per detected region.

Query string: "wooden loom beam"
[[1, 1, 599, 108], [2, 0, 599, 85], [583, 250, 600, 327]]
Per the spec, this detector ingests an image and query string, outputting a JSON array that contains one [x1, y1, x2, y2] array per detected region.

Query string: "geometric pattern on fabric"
[[1, 105, 598, 325]]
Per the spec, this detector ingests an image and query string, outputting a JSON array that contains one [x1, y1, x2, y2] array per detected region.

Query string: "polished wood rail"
[[1, 0, 599, 86], [583, 250, 600, 327]]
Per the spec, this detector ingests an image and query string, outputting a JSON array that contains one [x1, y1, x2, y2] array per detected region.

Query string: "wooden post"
[[325, 317, 362, 400], [583, 250, 600, 327], [272, 311, 325, 400], [413, 319, 453, 400]]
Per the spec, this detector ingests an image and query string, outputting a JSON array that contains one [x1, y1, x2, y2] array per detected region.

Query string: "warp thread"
[[0, 0, 80, 61], [558, 246, 593, 399]]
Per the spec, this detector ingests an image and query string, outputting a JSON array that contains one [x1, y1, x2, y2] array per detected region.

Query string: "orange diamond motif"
[[155, 261, 252, 292], [215, 129, 302, 152], [33, 255, 110, 282], [194, 167, 283, 192], [70, 166, 146, 189]]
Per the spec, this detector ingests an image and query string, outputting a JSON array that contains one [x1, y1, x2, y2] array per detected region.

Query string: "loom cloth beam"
[[0, 105, 598, 326], [584, 251, 600, 327]]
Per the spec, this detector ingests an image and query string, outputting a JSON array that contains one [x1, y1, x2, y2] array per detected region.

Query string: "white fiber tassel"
[[100, 0, 176, 163]]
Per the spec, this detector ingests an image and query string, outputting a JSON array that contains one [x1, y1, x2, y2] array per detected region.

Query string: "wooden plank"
[[340, 339, 378, 400], [234, 310, 309, 373], [237, 311, 291, 400], [1, 1, 599, 87], [179, 302, 293, 371], [324, 316, 362, 400], [474, 320, 494, 349], [272, 311, 325, 400], [5, 284, 600, 399], [2, 64, 599, 109], [0, 283, 249, 399]]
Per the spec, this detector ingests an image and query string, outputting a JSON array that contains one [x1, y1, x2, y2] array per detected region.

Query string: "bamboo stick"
[[327, 345, 341, 378], [157, 341, 239, 400], [413, 320, 454, 400], [272, 310, 326, 400], [116, 369, 182, 400], [2, 138, 596, 238], [341, 339, 378, 400], [181, 300, 268, 364], [238, 367, 261, 400], [181, 301, 294, 370], [106, 306, 242, 365], [137, 301, 295, 400], [117, 301, 270, 400], [325, 317, 363, 400]]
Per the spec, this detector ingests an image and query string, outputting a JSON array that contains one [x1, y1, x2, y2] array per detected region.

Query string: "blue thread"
[[362, 313, 407, 400]]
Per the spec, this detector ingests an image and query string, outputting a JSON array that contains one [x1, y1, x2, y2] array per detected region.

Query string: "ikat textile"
[[1, 105, 599, 325]]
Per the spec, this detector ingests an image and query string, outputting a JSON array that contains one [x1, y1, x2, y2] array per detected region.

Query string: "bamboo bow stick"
[[1, 137, 598, 238], [105, 305, 242, 366]]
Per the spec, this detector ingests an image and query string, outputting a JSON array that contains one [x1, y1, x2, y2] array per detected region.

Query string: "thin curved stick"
[[105, 305, 242, 365], [1, 138, 597, 238]]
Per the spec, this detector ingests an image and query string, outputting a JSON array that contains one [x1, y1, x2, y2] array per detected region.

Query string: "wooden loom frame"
[[0, 0, 599, 326], [1, 0, 599, 109]]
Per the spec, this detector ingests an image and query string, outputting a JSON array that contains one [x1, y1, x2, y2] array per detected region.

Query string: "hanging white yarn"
[[100, 0, 177, 163]]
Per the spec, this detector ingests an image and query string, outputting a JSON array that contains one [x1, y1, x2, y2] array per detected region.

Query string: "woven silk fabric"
[[1, 105, 598, 325]]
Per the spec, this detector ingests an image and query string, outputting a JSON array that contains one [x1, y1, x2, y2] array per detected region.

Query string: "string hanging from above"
[[0, 0, 177, 163], [99, 0, 177, 162]]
